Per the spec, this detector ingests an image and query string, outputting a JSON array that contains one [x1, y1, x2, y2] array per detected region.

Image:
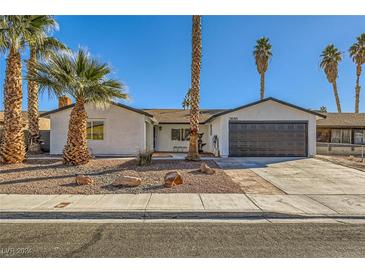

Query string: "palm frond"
[[320, 44, 342, 83], [182, 88, 192, 109], [253, 37, 272, 74], [28, 48, 128, 106], [0, 15, 58, 53], [36, 37, 68, 60], [349, 33, 365, 65]]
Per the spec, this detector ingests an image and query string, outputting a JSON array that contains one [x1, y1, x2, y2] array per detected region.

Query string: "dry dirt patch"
[[316, 155, 365, 172], [223, 169, 285, 194], [0, 159, 242, 194]]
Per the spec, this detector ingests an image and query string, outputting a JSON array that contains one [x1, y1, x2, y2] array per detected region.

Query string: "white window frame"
[[87, 120, 105, 141], [331, 129, 352, 144], [171, 128, 190, 141], [354, 129, 365, 145]]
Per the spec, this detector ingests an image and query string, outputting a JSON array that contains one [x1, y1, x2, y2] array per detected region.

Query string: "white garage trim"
[[205, 98, 324, 157]]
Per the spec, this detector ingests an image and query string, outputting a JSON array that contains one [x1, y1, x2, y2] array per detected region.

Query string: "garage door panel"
[[229, 121, 307, 157]]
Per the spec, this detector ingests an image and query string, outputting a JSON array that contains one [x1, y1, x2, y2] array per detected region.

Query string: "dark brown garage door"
[[229, 121, 308, 157]]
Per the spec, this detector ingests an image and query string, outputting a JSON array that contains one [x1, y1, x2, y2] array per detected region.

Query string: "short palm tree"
[[182, 88, 192, 109], [319, 106, 328, 113], [0, 16, 49, 163], [349, 33, 365, 113], [186, 15, 202, 161], [28, 49, 127, 165], [27, 35, 67, 153], [253, 37, 272, 100], [320, 44, 342, 113]]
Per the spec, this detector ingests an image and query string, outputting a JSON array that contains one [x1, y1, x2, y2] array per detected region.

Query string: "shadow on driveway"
[[214, 157, 306, 170]]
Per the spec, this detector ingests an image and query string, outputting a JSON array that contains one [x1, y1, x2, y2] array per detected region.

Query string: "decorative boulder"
[[164, 171, 183, 188], [200, 163, 215, 175], [112, 176, 142, 187], [75, 175, 93, 185]]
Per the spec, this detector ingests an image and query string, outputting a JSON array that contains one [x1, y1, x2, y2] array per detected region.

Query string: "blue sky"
[[0, 15, 364, 112]]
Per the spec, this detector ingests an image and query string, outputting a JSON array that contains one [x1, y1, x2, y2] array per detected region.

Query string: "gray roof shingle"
[[317, 112, 365, 128], [143, 109, 225, 124]]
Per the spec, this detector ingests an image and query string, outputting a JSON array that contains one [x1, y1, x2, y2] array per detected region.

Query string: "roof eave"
[[205, 97, 326, 123], [40, 101, 154, 118]]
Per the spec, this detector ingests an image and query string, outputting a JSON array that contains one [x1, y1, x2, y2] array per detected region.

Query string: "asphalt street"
[[1, 221, 365, 257]]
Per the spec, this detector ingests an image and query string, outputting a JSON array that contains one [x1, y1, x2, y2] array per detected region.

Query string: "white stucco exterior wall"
[[207, 100, 318, 157], [49, 103, 148, 155], [146, 122, 154, 151], [154, 124, 209, 152], [206, 117, 223, 156]]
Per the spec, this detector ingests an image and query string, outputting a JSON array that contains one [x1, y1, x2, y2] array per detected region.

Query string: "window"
[[354, 130, 365, 144], [331, 129, 351, 144], [87, 121, 104, 140], [317, 128, 330, 142], [182, 129, 190, 141], [171, 129, 180, 141], [171, 128, 190, 141]]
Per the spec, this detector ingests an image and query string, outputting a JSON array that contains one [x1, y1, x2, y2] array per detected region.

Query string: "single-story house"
[[41, 97, 326, 157], [316, 112, 365, 155]]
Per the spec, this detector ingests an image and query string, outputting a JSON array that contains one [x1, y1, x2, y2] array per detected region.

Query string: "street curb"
[[1, 211, 365, 220]]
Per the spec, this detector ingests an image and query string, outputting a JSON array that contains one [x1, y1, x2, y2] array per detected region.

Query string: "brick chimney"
[[58, 96, 72, 108]]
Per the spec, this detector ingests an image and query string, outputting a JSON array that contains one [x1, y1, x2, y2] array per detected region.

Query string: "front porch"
[[152, 124, 211, 154]]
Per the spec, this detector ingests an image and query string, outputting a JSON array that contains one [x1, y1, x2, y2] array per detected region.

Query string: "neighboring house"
[[41, 97, 325, 157], [0, 111, 51, 151], [317, 113, 365, 144], [316, 112, 365, 156]]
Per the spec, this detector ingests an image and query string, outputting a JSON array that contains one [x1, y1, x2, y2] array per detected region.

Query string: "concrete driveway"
[[215, 157, 365, 195]]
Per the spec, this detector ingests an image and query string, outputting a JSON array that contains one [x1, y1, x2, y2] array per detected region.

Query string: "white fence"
[[317, 142, 364, 158]]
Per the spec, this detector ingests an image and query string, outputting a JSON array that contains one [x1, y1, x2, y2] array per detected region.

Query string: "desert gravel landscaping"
[[0, 159, 243, 194]]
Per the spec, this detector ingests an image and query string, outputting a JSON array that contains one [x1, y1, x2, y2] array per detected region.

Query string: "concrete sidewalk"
[[1, 193, 365, 219]]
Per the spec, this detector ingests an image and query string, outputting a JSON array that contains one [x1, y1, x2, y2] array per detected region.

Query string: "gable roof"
[[143, 109, 225, 124], [38, 97, 326, 124], [204, 97, 326, 123], [40, 102, 153, 118], [317, 112, 365, 128]]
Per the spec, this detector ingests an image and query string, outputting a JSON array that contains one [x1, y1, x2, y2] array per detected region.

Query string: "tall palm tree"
[[0, 18, 5, 144], [186, 15, 202, 161], [349, 33, 365, 113], [0, 16, 48, 163], [27, 36, 67, 153], [253, 37, 272, 100], [320, 44, 342, 113], [28, 49, 127, 165]]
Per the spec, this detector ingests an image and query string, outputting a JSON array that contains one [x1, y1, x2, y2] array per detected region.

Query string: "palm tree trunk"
[[27, 47, 41, 153], [186, 15, 201, 161], [0, 46, 26, 163], [355, 64, 362, 113], [332, 81, 342, 113], [260, 72, 265, 100], [63, 99, 91, 165]]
